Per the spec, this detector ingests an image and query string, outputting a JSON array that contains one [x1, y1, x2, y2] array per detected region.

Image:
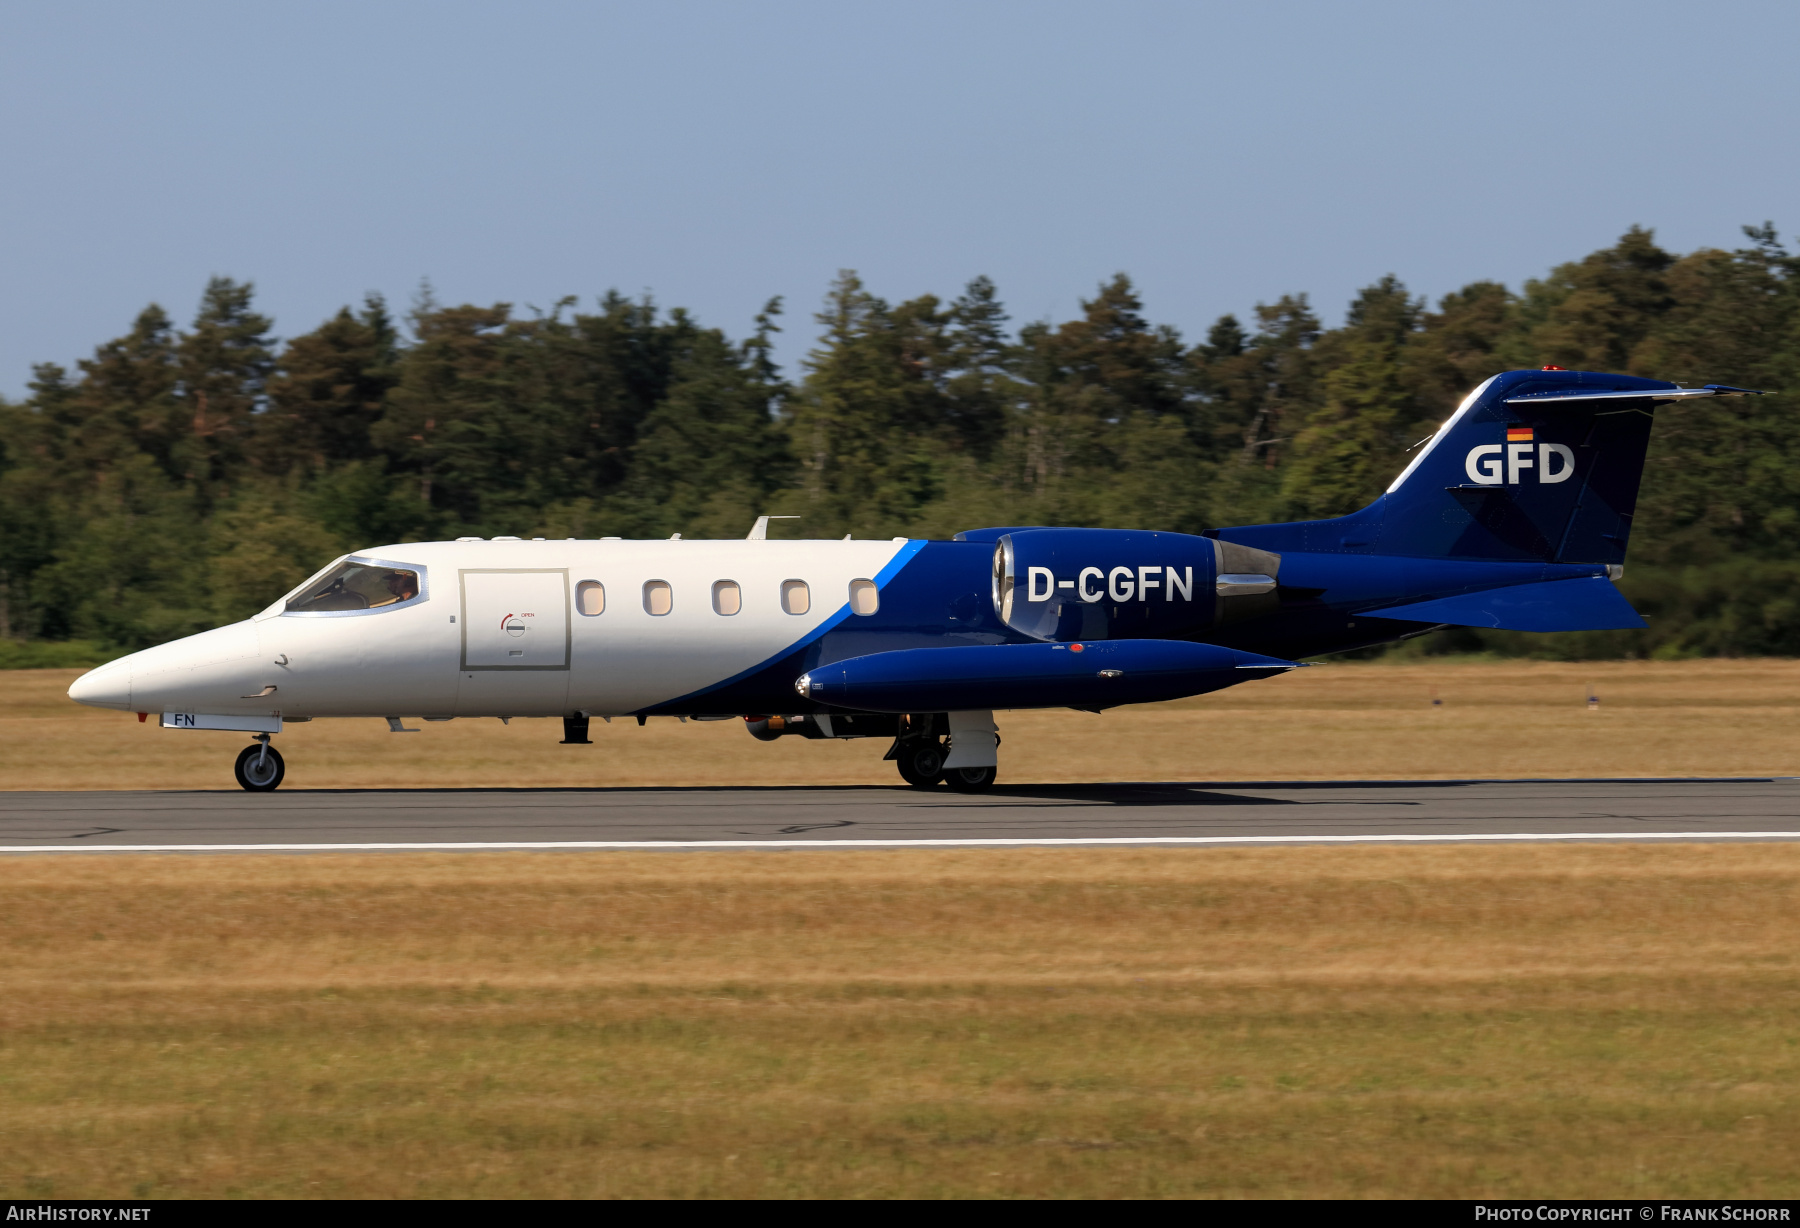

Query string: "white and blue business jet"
[[68, 368, 1758, 792]]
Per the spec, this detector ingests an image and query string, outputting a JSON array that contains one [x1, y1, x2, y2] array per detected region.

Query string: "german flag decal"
[[1506, 425, 1534, 442]]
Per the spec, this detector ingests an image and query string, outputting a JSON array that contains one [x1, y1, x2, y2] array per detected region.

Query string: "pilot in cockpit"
[[381, 570, 419, 605], [286, 562, 420, 613]]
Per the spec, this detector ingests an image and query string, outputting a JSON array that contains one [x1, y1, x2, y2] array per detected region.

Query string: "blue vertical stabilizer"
[[1217, 369, 1708, 564]]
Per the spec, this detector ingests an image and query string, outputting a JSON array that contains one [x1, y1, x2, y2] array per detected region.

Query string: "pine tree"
[[1195, 295, 1321, 525], [1009, 274, 1191, 525], [69, 305, 182, 480], [257, 294, 398, 475], [1516, 226, 1676, 371], [1281, 276, 1422, 519], [940, 276, 1016, 462], [1406, 280, 1514, 418], [173, 278, 276, 497], [372, 301, 510, 523], [782, 271, 947, 536], [596, 325, 793, 540]]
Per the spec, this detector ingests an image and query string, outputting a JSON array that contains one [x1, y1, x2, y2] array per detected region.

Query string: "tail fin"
[[1219, 369, 1758, 563]]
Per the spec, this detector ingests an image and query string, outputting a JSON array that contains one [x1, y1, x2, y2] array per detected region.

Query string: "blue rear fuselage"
[[646, 540, 1599, 716], [656, 365, 1682, 716]]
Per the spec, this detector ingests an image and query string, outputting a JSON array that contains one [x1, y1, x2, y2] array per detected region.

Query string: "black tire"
[[943, 765, 997, 793], [234, 743, 285, 792], [894, 740, 946, 788]]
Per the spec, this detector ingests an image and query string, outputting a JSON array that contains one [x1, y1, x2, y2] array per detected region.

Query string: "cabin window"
[[849, 578, 879, 616], [575, 580, 605, 616], [643, 580, 673, 616], [781, 579, 810, 615], [286, 560, 422, 614], [712, 580, 741, 616]]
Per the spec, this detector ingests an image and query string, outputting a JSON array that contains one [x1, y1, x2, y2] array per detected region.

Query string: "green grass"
[[0, 640, 122, 669]]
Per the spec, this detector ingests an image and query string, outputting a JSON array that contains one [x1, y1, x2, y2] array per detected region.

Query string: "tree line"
[[3, 224, 1798, 659]]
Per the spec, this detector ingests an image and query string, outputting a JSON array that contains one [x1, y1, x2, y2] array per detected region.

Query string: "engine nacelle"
[[991, 528, 1281, 641]]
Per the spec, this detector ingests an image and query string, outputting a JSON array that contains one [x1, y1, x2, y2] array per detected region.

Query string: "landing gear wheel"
[[234, 742, 285, 792], [894, 740, 946, 789], [943, 765, 997, 793]]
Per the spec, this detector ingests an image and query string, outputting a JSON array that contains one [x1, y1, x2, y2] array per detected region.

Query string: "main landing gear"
[[234, 735, 285, 792], [743, 710, 1000, 793], [943, 764, 998, 793], [894, 738, 947, 788], [890, 715, 997, 793]]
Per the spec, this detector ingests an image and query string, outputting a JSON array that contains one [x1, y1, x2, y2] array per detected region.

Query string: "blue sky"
[[3, 0, 1797, 396]]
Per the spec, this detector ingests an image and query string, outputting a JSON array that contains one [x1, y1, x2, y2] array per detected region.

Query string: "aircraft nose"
[[68, 661, 133, 710]]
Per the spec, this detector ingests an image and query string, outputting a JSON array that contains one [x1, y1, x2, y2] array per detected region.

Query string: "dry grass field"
[[4, 657, 1800, 789], [0, 845, 1795, 1199], [3, 660, 1798, 1198]]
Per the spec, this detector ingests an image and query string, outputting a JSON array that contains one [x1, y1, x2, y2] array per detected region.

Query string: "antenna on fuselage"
[[746, 515, 800, 540]]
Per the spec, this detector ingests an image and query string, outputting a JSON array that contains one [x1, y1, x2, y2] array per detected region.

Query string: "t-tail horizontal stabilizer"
[[1502, 384, 1761, 406], [1363, 576, 1646, 633]]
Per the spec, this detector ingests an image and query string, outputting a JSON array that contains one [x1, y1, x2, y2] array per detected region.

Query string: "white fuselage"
[[68, 538, 919, 720]]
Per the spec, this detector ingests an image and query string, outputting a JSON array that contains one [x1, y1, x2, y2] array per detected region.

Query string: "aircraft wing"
[[1361, 576, 1647, 632]]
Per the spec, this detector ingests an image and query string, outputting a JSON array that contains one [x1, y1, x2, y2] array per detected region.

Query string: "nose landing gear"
[[234, 735, 286, 792]]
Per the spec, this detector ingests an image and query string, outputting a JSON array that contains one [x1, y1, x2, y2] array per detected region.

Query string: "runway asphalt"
[[0, 778, 1798, 851]]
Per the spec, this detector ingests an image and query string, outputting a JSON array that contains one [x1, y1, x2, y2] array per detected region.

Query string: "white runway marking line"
[[4, 831, 1800, 852]]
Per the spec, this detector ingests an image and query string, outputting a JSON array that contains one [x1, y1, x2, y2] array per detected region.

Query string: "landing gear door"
[[459, 570, 572, 671]]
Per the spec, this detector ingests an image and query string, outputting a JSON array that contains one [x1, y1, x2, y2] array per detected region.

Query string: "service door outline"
[[458, 569, 572, 671]]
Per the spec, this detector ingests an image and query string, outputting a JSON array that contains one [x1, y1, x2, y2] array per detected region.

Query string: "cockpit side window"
[[286, 560, 424, 614]]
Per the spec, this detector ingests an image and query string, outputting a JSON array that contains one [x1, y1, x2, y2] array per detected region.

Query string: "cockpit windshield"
[[286, 560, 423, 614]]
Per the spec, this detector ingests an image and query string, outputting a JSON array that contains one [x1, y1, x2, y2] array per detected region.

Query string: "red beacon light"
[[1541, 365, 1567, 371]]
